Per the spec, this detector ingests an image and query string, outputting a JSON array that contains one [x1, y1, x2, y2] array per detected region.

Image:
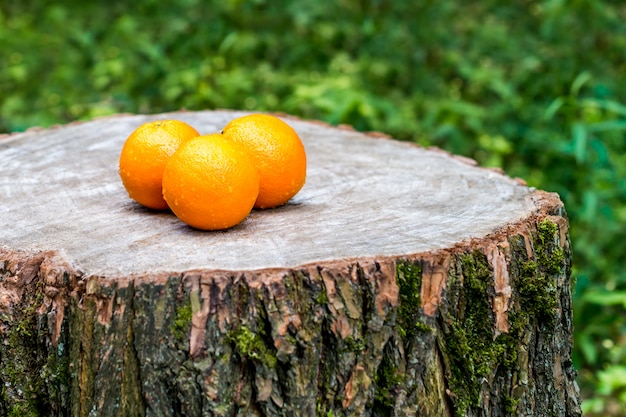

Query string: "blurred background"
[[1, 1, 625, 414]]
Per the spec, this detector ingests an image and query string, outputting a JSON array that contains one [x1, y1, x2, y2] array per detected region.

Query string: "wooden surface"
[[0, 111, 582, 417], [1, 110, 536, 277]]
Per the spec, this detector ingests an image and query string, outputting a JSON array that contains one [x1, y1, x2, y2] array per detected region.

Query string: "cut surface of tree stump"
[[0, 110, 581, 417]]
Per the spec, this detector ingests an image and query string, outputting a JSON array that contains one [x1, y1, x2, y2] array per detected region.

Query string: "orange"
[[162, 134, 260, 230], [221, 114, 306, 209], [119, 119, 200, 209]]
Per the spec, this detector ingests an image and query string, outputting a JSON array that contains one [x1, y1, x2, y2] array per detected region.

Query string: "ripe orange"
[[119, 119, 200, 209], [162, 134, 260, 230], [221, 114, 306, 209]]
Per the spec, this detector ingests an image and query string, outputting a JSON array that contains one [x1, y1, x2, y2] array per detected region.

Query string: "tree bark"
[[0, 110, 581, 416]]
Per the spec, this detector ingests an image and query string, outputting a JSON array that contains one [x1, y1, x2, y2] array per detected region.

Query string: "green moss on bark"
[[396, 260, 431, 339], [516, 259, 557, 325], [171, 297, 192, 341], [0, 280, 50, 416], [512, 219, 565, 329], [7, 402, 39, 417], [504, 394, 520, 414], [316, 286, 329, 306], [443, 251, 518, 417], [372, 343, 404, 415], [227, 325, 277, 369], [536, 219, 565, 275], [343, 336, 366, 353]]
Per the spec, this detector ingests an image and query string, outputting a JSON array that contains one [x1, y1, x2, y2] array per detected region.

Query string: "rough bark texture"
[[0, 111, 581, 416]]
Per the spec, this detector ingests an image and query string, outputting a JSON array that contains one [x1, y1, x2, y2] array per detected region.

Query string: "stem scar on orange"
[[118, 119, 200, 210], [221, 114, 306, 209], [162, 134, 260, 231]]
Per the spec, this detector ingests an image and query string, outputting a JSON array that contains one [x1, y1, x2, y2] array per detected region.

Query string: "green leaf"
[[544, 97, 565, 121], [572, 123, 587, 164], [585, 120, 626, 133], [578, 331, 599, 365], [580, 98, 626, 118], [570, 71, 592, 97], [597, 365, 626, 395], [583, 290, 626, 308]]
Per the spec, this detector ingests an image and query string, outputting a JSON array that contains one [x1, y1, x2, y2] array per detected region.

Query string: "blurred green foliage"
[[1, 0, 625, 414]]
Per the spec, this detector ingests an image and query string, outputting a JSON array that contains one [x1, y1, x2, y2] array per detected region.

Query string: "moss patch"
[[316, 287, 329, 306], [0, 279, 50, 415], [443, 251, 518, 417], [504, 394, 520, 414], [512, 219, 565, 328], [396, 260, 431, 340], [7, 402, 40, 417], [372, 342, 404, 416], [227, 325, 277, 369], [536, 219, 565, 276], [171, 297, 192, 341], [343, 335, 366, 354], [516, 260, 557, 325], [42, 340, 70, 410]]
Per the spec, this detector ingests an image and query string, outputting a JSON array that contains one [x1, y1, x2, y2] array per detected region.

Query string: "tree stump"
[[0, 110, 581, 417]]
